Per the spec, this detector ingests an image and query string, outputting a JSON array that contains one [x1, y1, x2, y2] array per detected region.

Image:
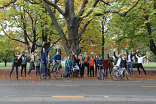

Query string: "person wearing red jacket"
[[89, 57, 94, 77], [104, 57, 108, 78]]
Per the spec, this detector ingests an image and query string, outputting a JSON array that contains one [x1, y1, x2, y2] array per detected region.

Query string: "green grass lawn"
[[143, 63, 156, 68]]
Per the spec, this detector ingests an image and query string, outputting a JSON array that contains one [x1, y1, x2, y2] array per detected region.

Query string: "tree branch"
[[1, 24, 26, 44], [27, 0, 40, 4], [82, 0, 100, 18], [0, 0, 17, 9], [100, 0, 111, 6], [77, 18, 94, 39], [45, 4, 69, 49], [43, 0, 65, 15], [95, 0, 140, 17], [78, 0, 88, 17]]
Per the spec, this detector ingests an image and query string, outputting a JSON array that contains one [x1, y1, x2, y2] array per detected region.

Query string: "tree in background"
[[0, 35, 14, 66]]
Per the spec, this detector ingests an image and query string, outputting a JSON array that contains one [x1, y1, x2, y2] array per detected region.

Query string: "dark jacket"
[[97, 59, 104, 66], [114, 52, 123, 67], [126, 50, 137, 62], [53, 54, 61, 62], [41, 45, 51, 62]]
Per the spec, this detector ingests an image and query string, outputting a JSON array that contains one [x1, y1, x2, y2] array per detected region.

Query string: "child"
[[89, 57, 94, 77], [65, 56, 73, 79]]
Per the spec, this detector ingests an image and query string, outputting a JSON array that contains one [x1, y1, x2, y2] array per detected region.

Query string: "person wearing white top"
[[136, 54, 147, 75], [113, 50, 123, 75]]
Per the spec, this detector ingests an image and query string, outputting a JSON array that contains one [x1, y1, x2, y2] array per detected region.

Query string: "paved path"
[[0, 79, 156, 104]]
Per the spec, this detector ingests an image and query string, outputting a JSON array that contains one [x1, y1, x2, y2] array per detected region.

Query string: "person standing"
[[94, 55, 98, 77], [21, 53, 28, 77], [28, 50, 35, 75], [97, 56, 105, 80], [89, 57, 94, 77], [40, 43, 53, 79], [81, 51, 90, 78], [9, 50, 24, 80], [107, 52, 114, 76], [53, 52, 61, 71], [35, 55, 40, 76], [72, 51, 80, 77], [47, 55, 52, 78], [126, 49, 138, 76], [65, 56, 73, 79], [113, 49, 123, 75], [104, 57, 108, 78], [55, 45, 61, 59], [136, 54, 147, 75]]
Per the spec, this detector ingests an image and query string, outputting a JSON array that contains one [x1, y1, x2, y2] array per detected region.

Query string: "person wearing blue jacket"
[[65, 56, 73, 79], [40, 43, 53, 79]]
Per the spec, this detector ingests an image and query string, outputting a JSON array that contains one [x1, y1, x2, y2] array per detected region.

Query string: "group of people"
[[9, 43, 147, 80], [67, 49, 147, 80]]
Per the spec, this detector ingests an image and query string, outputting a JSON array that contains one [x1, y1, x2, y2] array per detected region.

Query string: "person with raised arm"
[[136, 52, 147, 75], [113, 49, 123, 75], [126, 49, 138, 76], [40, 42, 54, 79]]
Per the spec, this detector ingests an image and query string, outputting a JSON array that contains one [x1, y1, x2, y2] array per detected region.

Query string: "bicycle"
[[111, 66, 129, 81], [49, 61, 64, 80]]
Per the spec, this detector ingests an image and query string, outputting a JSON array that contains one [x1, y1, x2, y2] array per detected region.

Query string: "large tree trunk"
[[101, 17, 105, 60], [4, 60, 7, 67], [145, 15, 156, 55]]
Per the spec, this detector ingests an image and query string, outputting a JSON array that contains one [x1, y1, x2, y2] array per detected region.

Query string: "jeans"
[[21, 64, 26, 77], [102, 69, 106, 80], [40, 61, 47, 78], [10, 63, 19, 80], [65, 67, 71, 78], [104, 69, 108, 77], [28, 62, 35, 75], [98, 66, 106, 79], [127, 62, 133, 75], [36, 66, 40, 76], [116, 66, 123, 75], [54, 62, 61, 72]]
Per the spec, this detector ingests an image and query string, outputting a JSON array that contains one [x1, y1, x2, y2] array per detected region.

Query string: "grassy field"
[[143, 63, 156, 68], [0, 62, 156, 69]]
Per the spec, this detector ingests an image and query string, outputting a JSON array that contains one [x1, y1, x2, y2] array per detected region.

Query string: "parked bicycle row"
[[9, 42, 148, 80]]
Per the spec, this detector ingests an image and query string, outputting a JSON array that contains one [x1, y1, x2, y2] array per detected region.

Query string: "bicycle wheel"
[[55, 71, 62, 80], [111, 70, 119, 81]]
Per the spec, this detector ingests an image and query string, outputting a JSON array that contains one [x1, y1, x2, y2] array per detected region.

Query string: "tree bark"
[[101, 18, 105, 60], [145, 15, 156, 55]]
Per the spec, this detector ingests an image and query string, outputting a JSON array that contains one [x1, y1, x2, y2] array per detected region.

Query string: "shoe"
[[9, 75, 11, 79]]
